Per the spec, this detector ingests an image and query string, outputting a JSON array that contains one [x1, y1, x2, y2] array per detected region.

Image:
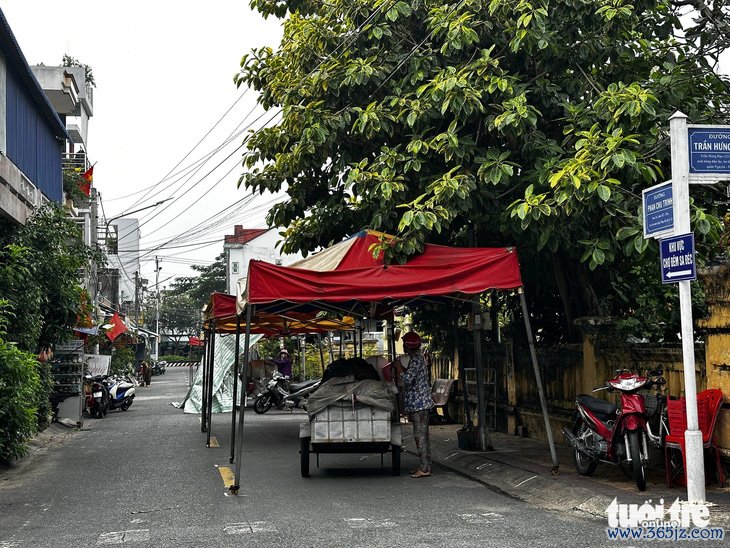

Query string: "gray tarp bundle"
[[306, 375, 395, 418], [173, 333, 262, 414]]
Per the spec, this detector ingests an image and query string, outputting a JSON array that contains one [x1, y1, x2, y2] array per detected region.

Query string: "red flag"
[[78, 166, 93, 197], [106, 311, 128, 342]]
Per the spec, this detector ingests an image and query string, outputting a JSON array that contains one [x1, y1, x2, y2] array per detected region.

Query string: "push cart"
[[299, 384, 402, 477]]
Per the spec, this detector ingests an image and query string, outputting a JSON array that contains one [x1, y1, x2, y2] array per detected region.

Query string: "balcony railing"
[[62, 152, 89, 172]]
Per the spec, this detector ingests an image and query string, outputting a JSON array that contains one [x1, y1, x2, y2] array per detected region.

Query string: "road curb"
[[404, 445, 610, 521]]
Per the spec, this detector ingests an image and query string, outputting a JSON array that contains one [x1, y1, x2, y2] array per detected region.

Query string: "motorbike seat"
[[289, 379, 319, 393], [577, 394, 617, 418]]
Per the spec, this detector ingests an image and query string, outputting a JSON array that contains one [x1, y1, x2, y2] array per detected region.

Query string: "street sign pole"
[[669, 111, 706, 503]]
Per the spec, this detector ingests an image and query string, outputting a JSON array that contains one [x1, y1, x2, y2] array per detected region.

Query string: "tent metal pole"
[[452, 306, 472, 426], [201, 331, 209, 433], [518, 287, 559, 473], [339, 330, 343, 357], [358, 321, 363, 357], [206, 323, 216, 447], [229, 314, 242, 463], [328, 331, 334, 362], [318, 333, 325, 375], [388, 318, 395, 362], [231, 305, 252, 494], [472, 297, 492, 450]]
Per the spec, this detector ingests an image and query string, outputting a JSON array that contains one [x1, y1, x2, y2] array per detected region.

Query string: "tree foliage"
[[0, 301, 42, 463], [237, 0, 730, 342], [158, 293, 202, 351], [170, 253, 227, 307], [0, 205, 104, 352]]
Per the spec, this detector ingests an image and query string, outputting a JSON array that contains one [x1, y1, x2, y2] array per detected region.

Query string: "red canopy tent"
[[237, 230, 523, 317], [227, 231, 558, 493]]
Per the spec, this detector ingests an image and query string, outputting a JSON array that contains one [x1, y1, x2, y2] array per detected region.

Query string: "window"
[[232, 261, 239, 275]]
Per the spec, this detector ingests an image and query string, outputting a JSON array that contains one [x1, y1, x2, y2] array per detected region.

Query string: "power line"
[[122, 88, 252, 212]]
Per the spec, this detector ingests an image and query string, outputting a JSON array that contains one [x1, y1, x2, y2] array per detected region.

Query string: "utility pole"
[[134, 270, 140, 338], [155, 256, 161, 361]]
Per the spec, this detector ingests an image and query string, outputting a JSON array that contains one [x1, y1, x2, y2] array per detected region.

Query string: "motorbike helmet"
[[402, 331, 422, 350]]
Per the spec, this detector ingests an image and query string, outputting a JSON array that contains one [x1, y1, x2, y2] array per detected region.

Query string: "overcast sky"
[[2, 0, 284, 287]]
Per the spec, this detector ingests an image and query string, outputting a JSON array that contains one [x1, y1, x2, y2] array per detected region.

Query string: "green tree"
[[0, 205, 104, 352], [170, 253, 227, 307], [159, 293, 202, 353], [237, 0, 730, 341]]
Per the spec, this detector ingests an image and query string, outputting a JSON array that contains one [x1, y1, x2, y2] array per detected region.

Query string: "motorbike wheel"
[[300, 436, 310, 477], [628, 430, 647, 491], [253, 395, 272, 415], [120, 401, 131, 411], [573, 420, 598, 476]]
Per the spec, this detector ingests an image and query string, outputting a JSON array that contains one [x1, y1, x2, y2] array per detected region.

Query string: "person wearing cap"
[[272, 349, 292, 378], [394, 331, 434, 478]]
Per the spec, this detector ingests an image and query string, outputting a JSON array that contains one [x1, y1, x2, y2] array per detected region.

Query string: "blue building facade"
[[6, 67, 64, 202], [0, 8, 68, 223]]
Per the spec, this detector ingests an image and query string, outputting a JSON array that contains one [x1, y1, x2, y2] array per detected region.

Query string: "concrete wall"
[[432, 333, 707, 449], [697, 264, 730, 456]]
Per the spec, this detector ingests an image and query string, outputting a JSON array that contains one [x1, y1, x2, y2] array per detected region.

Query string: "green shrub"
[[159, 354, 191, 362], [110, 345, 135, 375], [35, 360, 54, 431], [0, 334, 41, 463]]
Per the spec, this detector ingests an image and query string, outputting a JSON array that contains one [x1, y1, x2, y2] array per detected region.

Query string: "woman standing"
[[394, 332, 434, 478]]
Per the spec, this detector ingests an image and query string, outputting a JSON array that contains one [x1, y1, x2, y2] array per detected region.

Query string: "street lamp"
[[103, 197, 174, 244], [102, 197, 173, 318]]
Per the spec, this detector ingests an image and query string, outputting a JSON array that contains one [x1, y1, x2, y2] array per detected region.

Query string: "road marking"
[[97, 529, 150, 544], [476, 463, 492, 470], [209, 436, 219, 448], [217, 466, 234, 488], [0, 540, 21, 548], [224, 522, 276, 534], [344, 518, 397, 529], [443, 451, 460, 461], [515, 475, 537, 488], [458, 513, 504, 524]]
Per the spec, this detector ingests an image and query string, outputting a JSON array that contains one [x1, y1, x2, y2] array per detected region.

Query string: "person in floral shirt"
[[395, 331, 434, 478]]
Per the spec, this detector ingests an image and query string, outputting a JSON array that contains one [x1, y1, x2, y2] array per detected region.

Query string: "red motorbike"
[[562, 369, 665, 491]]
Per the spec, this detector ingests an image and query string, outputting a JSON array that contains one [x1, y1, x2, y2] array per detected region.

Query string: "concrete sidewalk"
[[402, 423, 730, 528]]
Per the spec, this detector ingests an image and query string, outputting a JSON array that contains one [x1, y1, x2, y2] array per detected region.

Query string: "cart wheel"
[[300, 437, 311, 478], [391, 444, 401, 476]]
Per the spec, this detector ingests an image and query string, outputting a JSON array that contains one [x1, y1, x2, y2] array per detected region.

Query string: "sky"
[[1, 0, 285, 289]]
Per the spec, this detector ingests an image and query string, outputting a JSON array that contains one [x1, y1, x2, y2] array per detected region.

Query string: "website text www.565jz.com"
[[607, 526, 724, 542], [606, 498, 724, 543]]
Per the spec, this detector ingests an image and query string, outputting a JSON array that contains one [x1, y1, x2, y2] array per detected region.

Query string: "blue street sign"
[[642, 181, 673, 238], [688, 127, 730, 174], [660, 233, 696, 284]]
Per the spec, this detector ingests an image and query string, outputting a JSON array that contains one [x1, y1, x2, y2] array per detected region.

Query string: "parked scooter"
[[152, 361, 166, 376], [84, 374, 108, 419], [103, 375, 136, 411], [253, 371, 320, 414], [562, 369, 666, 491]]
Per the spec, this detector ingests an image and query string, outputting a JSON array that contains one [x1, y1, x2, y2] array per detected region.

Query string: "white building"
[[223, 226, 303, 295], [107, 217, 141, 309]]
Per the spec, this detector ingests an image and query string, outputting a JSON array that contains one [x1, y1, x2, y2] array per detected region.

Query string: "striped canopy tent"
[[203, 292, 354, 335], [198, 294, 356, 458], [226, 230, 558, 493]]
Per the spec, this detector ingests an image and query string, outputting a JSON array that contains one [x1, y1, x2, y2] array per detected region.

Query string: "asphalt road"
[[0, 367, 613, 547]]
